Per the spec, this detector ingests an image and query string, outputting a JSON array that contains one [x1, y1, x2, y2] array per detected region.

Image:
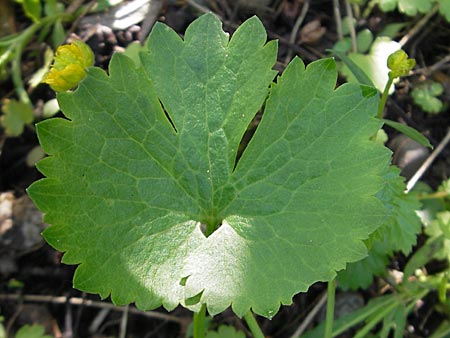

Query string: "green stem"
[[6, 13, 71, 104], [354, 300, 399, 338], [418, 191, 449, 200], [324, 278, 336, 338], [193, 304, 206, 338], [244, 311, 265, 338], [354, 289, 428, 338], [377, 75, 394, 119], [12, 42, 31, 105], [331, 295, 394, 337]]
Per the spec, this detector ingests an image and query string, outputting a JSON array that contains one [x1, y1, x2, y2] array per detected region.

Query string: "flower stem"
[[193, 304, 206, 338], [8, 13, 71, 105], [377, 75, 394, 119], [324, 278, 336, 338], [244, 311, 265, 338]]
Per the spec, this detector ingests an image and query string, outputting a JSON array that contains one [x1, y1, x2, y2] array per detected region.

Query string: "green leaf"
[[392, 304, 407, 338], [379, 172, 422, 255], [44, 0, 64, 16], [339, 168, 422, 289], [429, 320, 450, 338], [15, 325, 52, 338], [399, 0, 432, 15], [376, 0, 398, 12], [0, 99, 34, 136], [424, 211, 450, 261], [438, 0, 450, 21], [28, 14, 405, 318], [378, 23, 407, 38], [302, 295, 397, 338], [341, 16, 356, 35], [122, 41, 144, 67], [383, 119, 432, 149], [206, 325, 245, 338], [411, 81, 444, 114], [374, 129, 388, 145], [94, 0, 125, 12], [403, 235, 445, 279], [338, 238, 392, 289], [18, 0, 42, 22], [437, 178, 450, 197], [356, 29, 373, 54], [375, 0, 433, 15], [51, 19, 66, 47]]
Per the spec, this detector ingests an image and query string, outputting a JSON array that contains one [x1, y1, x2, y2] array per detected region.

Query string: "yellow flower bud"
[[387, 50, 415, 79], [43, 40, 94, 92]]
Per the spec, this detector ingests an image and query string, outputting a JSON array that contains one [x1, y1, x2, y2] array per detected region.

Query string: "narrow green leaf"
[[403, 235, 445, 280], [51, 19, 66, 47], [301, 295, 396, 338], [393, 305, 407, 338], [334, 50, 374, 87], [383, 119, 432, 149], [429, 320, 450, 338]]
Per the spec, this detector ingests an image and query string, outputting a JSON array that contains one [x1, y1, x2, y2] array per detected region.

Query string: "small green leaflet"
[[28, 14, 405, 318]]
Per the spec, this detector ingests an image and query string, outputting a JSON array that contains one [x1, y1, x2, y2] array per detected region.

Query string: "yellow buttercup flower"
[[43, 40, 94, 92]]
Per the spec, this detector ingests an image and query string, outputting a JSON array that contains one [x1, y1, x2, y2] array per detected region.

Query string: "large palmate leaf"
[[28, 14, 400, 318]]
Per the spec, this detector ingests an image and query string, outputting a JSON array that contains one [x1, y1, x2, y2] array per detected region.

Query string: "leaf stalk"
[[324, 278, 336, 338], [193, 304, 206, 338], [244, 311, 265, 338], [377, 75, 394, 119]]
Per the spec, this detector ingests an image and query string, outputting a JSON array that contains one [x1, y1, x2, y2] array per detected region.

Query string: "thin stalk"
[[12, 43, 31, 104], [193, 304, 206, 338], [418, 191, 449, 200], [331, 296, 394, 337], [10, 22, 44, 105], [377, 75, 394, 119], [6, 13, 71, 104], [438, 272, 448, 303], [354, 289, 427, 338], [324, 278, 336, 338], [333, 0, 343, 40], [344, 0, 357, 52], [407, 289, 428, 312], [353, 301, 398, 338], [244, 311, 265, 338]]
